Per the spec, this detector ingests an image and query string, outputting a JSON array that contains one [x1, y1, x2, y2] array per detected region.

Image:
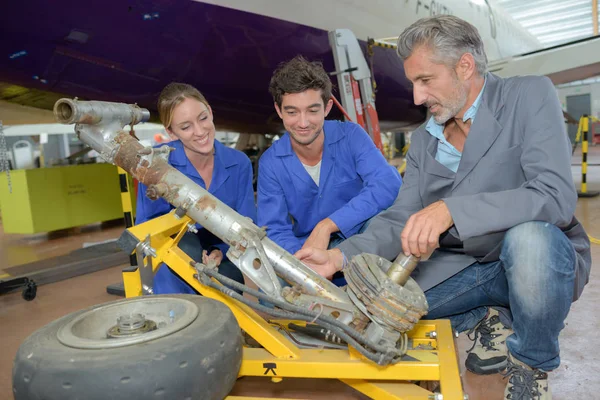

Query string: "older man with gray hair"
[[297, 15, 591, 400]]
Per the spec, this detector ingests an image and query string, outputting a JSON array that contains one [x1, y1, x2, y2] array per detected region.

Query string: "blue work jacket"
[[135, 139, 257, 257], [257, 120, 402, 255]]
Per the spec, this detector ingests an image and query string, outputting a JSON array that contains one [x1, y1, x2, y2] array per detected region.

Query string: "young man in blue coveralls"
[[257, 56, 402, 286]]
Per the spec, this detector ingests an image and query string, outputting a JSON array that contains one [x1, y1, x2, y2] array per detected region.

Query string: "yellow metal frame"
[[123, 212, 465, 400], [117, 167, 136, 227], [574, 115, 600, 195]]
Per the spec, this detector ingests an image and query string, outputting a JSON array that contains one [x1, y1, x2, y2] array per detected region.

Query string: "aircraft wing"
[[488, 36, 600, 85]]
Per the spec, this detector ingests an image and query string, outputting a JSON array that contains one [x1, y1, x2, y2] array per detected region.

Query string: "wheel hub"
[[57, 297, 199, 349], [345, 253, 428, 333], [107, 313, 158, 338]]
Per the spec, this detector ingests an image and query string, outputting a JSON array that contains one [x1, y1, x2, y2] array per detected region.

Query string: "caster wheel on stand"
[[21, 280, 37, 301]]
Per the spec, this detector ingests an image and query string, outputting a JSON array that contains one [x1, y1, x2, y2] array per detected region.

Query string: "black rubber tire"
[[21, 281, 36, 301], [12, 294, 242, 400]]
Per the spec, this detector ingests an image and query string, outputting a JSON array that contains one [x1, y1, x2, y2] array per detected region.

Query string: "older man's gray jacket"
[[338, 73, 591, 301]]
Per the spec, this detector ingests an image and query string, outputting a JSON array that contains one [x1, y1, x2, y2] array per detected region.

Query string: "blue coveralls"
[[257, 120, 402, 286], [135, 139, 256, 294]]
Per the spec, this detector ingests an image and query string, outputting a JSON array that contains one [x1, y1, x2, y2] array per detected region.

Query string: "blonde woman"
[[136, 83, 255, 294]]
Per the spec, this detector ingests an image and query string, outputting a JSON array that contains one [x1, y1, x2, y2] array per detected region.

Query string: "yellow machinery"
[[121, 212, 465, 400], [0, 163, 124, 234]]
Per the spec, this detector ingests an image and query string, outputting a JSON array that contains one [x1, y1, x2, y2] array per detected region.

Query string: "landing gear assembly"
[[12, 98, 465, 400]]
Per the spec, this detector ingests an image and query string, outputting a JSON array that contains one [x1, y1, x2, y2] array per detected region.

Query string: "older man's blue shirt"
[[425, 78, 487, 172]]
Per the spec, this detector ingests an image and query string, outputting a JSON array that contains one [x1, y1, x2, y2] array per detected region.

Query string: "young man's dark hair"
[[268, 55, 333, 107]]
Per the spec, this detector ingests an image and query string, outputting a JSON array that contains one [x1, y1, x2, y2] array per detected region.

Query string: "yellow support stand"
[[577, 115, 599, 198], [106, 167, 139, 296], [122, 212, 466, 400], [118, 167, 137, 227], [572, 116, 600, 245]]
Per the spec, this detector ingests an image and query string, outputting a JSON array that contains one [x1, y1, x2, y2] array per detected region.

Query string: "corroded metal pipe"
[[54, 98, 150, 126], [53, 99, 354, 312]]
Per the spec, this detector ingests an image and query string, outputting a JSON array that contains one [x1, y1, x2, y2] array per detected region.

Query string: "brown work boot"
[[503, 353, 551, 399], [465, 308, 513, 375]]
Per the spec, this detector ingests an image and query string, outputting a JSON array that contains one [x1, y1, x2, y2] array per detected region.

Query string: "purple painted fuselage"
[[0, 1, 424, 132]]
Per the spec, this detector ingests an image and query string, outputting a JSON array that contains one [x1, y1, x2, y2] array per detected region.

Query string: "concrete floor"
[[0, 220, 125, 273], [1, 147, 599, 399]]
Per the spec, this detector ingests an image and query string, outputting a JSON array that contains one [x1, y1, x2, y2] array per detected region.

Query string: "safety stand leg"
[[577, 116, 599, 198]]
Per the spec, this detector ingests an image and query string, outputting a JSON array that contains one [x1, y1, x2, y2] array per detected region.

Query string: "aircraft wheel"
[[13, 294, 242, 400]]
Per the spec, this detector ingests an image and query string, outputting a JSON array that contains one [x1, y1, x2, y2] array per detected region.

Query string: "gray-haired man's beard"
[[430, 86, 468, 125]]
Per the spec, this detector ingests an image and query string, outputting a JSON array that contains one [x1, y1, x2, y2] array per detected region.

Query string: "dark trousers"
[[153, 231, 244, 295]]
